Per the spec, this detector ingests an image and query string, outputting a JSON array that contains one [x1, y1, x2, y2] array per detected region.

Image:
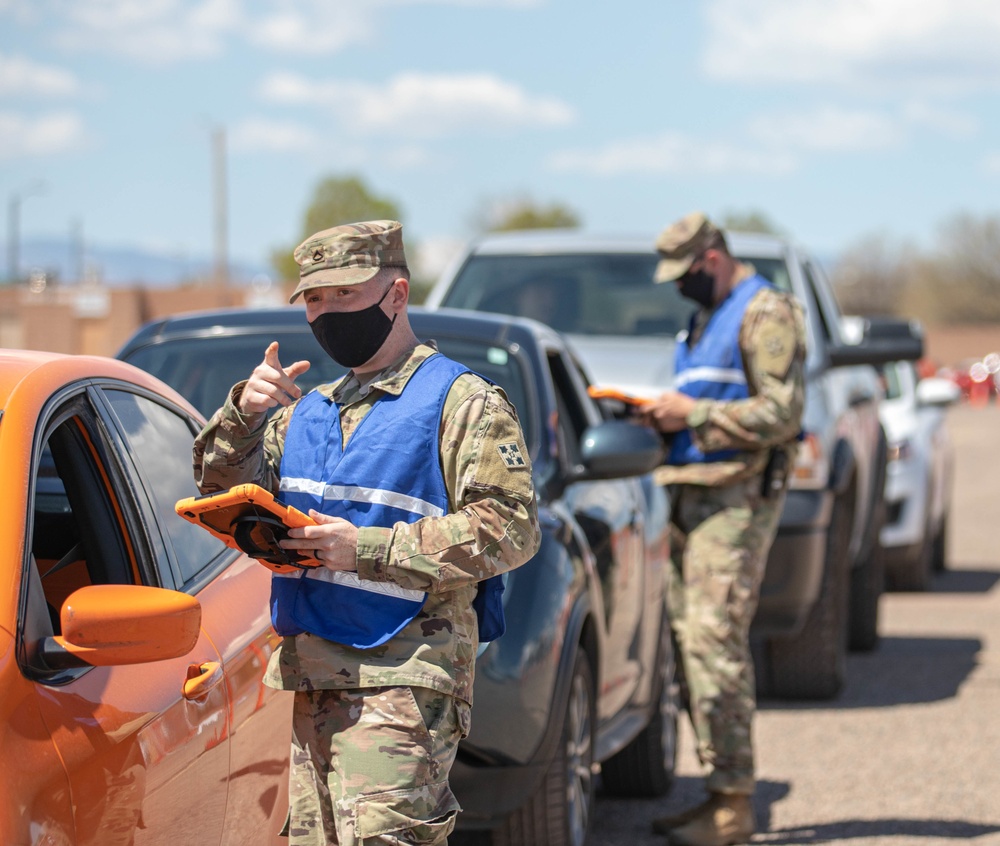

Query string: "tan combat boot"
[[651, 794, 718, 834], [666, 793, 755, 846]]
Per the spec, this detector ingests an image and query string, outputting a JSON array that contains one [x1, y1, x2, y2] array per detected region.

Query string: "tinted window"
[[430, 336, 535, 451], [443, 253, 697, 338], [123, 330, 347, 418], [105, 391, 229, 585], [22, 400, 139, 679]]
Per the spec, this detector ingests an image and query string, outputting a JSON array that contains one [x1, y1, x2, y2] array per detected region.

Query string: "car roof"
[[461, 227, 794, 261], [0, 347, 198, 416], [119, 305, 566, 352]]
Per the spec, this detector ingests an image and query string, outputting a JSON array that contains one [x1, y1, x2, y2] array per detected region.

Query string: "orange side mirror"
[[49, 584, 202, 666]]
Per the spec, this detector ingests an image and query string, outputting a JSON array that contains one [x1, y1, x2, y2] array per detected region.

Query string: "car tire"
[[767, 490, 852, 700], [600, 626, 678, 797], [494, 651, 596, 846], [848, 498, 885, 652], [932, 511, 949, 573], [887, 509, 934, 592]]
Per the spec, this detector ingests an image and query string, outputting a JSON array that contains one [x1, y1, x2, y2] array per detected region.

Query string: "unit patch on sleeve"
[[497, 442, 526, 468]]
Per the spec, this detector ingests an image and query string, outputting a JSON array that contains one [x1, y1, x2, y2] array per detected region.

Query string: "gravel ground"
[[588, 403, 1000, 846]]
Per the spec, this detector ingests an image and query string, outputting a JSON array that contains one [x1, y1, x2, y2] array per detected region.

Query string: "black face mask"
[[309, 283, 397, 368], [677, 267, 717, 309]]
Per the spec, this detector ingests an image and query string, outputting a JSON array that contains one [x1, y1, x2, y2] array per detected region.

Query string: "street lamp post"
[[7, 182, 44, 285]]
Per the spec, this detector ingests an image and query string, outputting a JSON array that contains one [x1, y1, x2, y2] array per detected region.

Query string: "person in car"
[[639, 212, 806, 846], [192, 220, 540, 846]]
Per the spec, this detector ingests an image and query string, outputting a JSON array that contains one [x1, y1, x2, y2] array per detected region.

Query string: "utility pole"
[[6, 181, 44, 284], [212, 125, 229, 286], [71, 217, 84, 283]]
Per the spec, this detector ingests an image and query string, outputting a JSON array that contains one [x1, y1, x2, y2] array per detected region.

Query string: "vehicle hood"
[[566, 334, 677, 398]]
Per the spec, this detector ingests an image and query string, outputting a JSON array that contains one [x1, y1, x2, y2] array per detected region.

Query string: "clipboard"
[[175, 483, 321, 574]]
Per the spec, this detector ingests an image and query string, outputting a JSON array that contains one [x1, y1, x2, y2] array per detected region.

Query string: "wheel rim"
[[565, 670, 594, 846]]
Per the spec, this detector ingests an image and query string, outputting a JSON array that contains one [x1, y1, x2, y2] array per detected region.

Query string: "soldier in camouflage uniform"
[[638, 213, 806, 846], [193, 220, 540, 846]]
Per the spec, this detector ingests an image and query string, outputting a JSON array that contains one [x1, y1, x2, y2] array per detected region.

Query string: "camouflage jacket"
[[653, 281, 807, 488], [193, 343, 541, 704]]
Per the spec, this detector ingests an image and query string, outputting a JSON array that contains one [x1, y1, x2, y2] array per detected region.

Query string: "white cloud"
[[549, 130, 796, 176], [244, 6, 371, 54], [51, 0, 241, 64], [748, 106, 903, 152], [0, 53, 82, 98], [902, 101, 977, 138], [260, 71, 575, 136], [230, 117, 320, 152], [983, 153, 1000, 174], [10, 0, 540, 63], [0, 111, 86, 159], [705, 0, 1000, 92]]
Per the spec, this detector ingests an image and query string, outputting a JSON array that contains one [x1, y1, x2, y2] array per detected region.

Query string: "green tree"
[[475, 197, 581, 233], [270, 175, 403, 282], [719, 209, 785, 236]]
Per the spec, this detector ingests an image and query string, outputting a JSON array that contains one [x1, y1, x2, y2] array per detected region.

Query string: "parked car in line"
[[941, 355, 999, 403], [0, 349, 291, 846], [877, 360, 960, 591], [425, 229, 923, 699], [118, 306, 679, 846]]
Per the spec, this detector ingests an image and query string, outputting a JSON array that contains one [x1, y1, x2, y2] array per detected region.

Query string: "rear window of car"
[[123, 328, 535, 450], [123, 330, 345, 418]]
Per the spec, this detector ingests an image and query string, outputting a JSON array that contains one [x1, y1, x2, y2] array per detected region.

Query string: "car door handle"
[[183, 661, 224, 701]]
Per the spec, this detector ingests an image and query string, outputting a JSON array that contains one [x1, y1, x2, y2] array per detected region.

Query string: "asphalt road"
[[589, 402, 1000, 846]]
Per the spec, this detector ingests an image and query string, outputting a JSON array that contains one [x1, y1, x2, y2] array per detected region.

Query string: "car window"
[[733, 256, 794, 293], [442, 253, 698, 338], [21, 397, 144, 679], [103, 390, 230, 587], [546, 350, 598, 469], [428, 335, 536, 453], [123, 330, 346, 418]]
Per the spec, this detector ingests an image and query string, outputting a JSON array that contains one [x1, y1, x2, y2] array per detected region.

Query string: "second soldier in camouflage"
[[639, 212, 806, 846]]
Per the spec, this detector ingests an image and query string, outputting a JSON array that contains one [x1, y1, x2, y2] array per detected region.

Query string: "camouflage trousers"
[[288, 686, 470, 846], [666, 476, 785, 796]]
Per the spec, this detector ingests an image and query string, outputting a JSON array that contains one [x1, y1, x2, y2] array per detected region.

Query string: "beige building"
[[0, 278, 294, 357]]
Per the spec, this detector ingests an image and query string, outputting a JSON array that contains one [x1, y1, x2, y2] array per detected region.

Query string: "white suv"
[[427, 228, 923, 699]]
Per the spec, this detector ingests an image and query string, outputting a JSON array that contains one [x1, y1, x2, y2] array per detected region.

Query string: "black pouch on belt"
[[761, 448, 789, 498]]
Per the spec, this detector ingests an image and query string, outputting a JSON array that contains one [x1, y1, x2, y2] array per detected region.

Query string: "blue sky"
[[3, 0, 1000, 283]]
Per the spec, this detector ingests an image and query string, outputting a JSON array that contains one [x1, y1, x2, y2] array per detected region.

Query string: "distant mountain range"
[[6, 237, 273, 287]]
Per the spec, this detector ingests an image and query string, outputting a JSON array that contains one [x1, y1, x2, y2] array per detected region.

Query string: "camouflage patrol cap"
[[289, 219, 408, 304], [653, 211, 721, 283]]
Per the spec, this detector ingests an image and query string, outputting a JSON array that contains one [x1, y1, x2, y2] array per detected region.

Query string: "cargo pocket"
[[354, 780, 462, 845]]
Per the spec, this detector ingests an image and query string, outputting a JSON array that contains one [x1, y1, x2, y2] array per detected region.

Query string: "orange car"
[[0, 349, 291, 846]]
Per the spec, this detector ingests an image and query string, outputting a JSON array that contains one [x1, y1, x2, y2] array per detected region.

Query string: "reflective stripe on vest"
[[667, 275, 772, 466]]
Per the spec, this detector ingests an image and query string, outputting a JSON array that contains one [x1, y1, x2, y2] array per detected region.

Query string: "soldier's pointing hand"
[[239, 341, 311, 416]]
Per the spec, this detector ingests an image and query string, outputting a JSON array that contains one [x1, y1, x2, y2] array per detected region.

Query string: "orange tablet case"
[[175, 483, 321, 574]]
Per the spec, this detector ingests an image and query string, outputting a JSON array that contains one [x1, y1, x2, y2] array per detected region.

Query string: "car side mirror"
[[40, 584, 202, 670], [830, 316, 925, 367], [573, 419, 665, 482], [916, 376, 962, 408]]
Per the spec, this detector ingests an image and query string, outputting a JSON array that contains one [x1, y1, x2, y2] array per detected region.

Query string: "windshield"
[[122, 328, 535, 449], [442, 251, 793, 338]]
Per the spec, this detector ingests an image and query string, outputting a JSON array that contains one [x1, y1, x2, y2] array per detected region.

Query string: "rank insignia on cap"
[[498, 442, 525, 468]]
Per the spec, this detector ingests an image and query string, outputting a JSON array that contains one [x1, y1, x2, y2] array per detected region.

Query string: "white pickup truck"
[[426, 228, 923, 699]]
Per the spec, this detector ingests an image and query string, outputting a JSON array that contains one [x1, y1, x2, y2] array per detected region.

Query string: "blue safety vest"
[[272, 353, 506, 650], [667, 275, 772, 466]]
